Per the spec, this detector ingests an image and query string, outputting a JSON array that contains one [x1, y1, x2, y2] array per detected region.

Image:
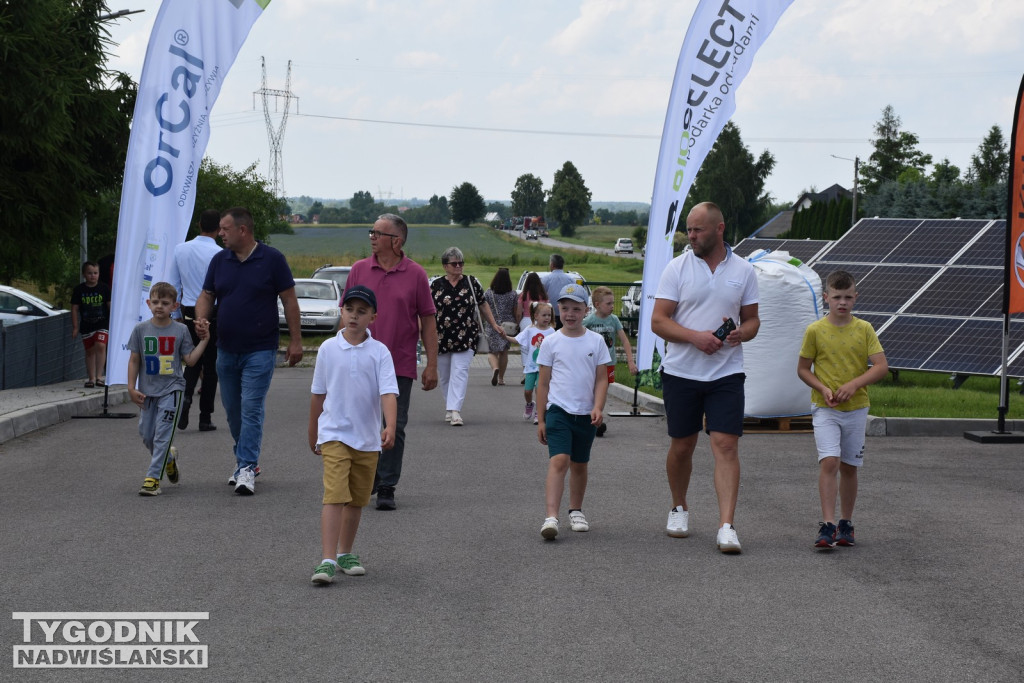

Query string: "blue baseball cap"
[[343, 285, 377, 311], [557, 283, 588, 306]]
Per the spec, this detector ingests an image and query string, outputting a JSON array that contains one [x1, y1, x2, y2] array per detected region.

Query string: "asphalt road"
[[1, 360, 1022, 682]]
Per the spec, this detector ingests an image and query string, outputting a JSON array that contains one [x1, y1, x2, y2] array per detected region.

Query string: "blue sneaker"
[[814, 522, 837, 549], [836, 519, 856, 546]]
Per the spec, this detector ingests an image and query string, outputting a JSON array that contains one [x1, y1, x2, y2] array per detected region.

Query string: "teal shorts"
[[545, 404, 596, 463], [525, 371, 539, 391]]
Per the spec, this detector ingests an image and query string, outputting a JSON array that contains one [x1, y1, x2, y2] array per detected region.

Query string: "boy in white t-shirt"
[[308, 285, 399, 585], [535, 284, 611, 540]]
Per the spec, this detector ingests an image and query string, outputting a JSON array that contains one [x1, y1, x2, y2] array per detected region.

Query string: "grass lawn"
[[549, 224, 642, 250], [611, 363, 1024, 419]]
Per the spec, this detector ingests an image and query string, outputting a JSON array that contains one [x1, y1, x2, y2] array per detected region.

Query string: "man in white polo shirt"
[[651, 201, 760, 554], [167, 209, 223, 431]]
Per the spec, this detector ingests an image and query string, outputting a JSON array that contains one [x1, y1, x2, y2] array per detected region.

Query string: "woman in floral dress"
[[430, 247, 501, 426], [483, 267, 519, 386]]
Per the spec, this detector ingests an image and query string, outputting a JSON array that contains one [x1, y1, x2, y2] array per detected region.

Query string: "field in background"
[[271, 224, 643, 283]]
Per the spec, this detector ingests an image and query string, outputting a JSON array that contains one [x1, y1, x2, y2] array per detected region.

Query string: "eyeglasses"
[[368, 229, 400, 239], [443, 261, 464, 267]]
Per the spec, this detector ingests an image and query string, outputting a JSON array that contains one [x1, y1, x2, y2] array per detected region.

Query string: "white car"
[[0, 285, 68, 326], [620, 280, 643, 335], [614, 238, 634, 254], [279, 278, 342, 334]]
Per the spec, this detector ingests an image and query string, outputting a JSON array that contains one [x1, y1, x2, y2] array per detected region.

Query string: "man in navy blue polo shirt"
[[196, 207, 303, 495]]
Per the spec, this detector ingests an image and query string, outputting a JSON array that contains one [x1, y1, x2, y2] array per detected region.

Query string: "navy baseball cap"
[[343, 285, 377, 311], [557, 283, 588, 306]]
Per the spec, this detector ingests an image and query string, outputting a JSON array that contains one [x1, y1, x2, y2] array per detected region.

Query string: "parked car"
[[620, 280, 643, 335], [614, 238, 634, 254], [279, 278, 342, 334], [515, 270, 592, 313], [539, 228, 550, 237], [311, 264, 352, 292], [0, 285, 68, 326], [525, 230, 539, 240]]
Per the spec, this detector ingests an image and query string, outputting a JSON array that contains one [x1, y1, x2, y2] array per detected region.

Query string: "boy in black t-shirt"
[[71, 261, 112, 387]]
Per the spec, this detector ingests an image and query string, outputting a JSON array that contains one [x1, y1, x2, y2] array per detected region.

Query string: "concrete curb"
[[866, 415, 1024, 437], [607, 382, 665, 415], [0, 388, 132, 446]]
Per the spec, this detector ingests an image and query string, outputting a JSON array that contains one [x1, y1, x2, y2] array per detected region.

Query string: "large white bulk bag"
[[742, 250, 823, 417]]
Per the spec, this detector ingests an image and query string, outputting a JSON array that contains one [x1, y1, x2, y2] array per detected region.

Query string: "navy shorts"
[[545, 404, 596, 463], [662, 371, 745, 438]]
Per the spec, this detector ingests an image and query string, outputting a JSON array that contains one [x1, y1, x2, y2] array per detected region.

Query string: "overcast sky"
[[102, 0, 1024, 207]]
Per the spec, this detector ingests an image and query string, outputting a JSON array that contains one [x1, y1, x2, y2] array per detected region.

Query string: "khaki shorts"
[[320, 441, 379, 506]]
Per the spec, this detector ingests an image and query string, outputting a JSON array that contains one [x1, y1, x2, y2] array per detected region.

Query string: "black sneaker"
[[198, 418, 217, 432], [375, 486, 396, 511], [814, 522, 837, 549], [836, 519, 856, 546], [596, 423, 607, 437]]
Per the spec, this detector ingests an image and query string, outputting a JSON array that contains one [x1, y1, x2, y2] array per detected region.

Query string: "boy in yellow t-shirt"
[[797, 270, 888, 550]]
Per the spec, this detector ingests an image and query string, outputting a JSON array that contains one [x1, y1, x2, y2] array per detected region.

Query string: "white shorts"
[[811, 406, 868, 467]]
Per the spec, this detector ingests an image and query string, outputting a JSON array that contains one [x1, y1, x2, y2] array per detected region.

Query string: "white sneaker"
[[449, 410, 464, 426], [666, 506, 689, 537], [445, 410, 452, 422], [569, 510, 589, 532], [234, 466, 256, 495], [716, 524, 741, 553], [540, 517, 558, 540]]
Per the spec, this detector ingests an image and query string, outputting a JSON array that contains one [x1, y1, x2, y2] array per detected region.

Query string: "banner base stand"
[[73, 385, 135, 420], [963, 430, 1024, 444]]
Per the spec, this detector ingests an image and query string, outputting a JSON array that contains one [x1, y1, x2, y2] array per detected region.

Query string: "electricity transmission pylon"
[[253, 57, 298, 198]]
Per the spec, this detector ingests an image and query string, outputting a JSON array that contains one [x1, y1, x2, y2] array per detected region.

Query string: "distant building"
[[485, 212, 501, 222], [793, 184, 850, 212]]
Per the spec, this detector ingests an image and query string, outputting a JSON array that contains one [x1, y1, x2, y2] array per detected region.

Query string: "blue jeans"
[[217, 349, 276, 472], [375, 376, 412, 490]]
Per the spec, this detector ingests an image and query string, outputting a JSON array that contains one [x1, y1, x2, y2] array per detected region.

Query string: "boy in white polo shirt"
[[308, 285, 398, 585], [535, 283, 611, 540]]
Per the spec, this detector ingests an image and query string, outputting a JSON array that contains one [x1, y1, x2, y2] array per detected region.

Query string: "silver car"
[[620, 280, 642, 335], [311, 264, 352, 292], [0, 285, 68, 326], [279, 278, 342, 334]]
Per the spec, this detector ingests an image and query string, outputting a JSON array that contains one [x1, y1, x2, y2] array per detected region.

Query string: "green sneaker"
[[311, 561, 336, 584], [139, 478, 161, 496], [165, 447, 179, 484], [336, 553, 365, 576]]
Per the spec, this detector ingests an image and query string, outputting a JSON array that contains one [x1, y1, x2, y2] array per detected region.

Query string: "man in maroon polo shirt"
[[345, 213, 438, 510]]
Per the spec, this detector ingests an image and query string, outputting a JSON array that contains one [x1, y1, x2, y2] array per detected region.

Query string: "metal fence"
[[0, 313, 86, 389], [586, 280, 644, 340]]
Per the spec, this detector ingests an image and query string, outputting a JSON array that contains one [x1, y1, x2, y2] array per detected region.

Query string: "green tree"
[[547, 162, 591, 237], [860, 105, 933, 194], [449, 181, 485, 226], [968, 125, 1008, 187], [349, 190, 380, 223], [191, 159, 290, 242], [683, 121, 775, 244], [510, 173, 545, 217], [308, 200, 324, 220], [402, 194, 450, 224], [0, 0, 136, 286]]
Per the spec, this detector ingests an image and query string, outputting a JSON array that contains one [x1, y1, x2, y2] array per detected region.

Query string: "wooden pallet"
[[742, 415, 813, 434]]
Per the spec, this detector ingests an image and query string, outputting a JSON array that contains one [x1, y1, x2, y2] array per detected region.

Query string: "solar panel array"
[[736, 219, 1024, 377], [733, 238, 832, 265]]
